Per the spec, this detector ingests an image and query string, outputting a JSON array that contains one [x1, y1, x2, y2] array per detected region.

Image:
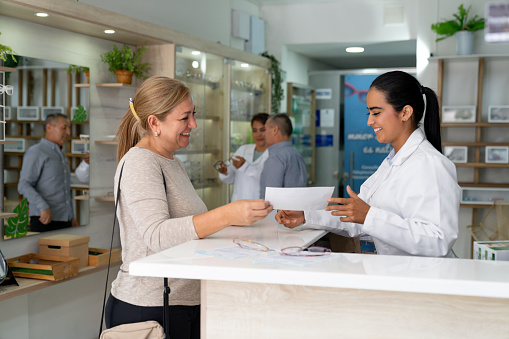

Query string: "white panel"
[[245, 15, 265, 55], [231, 9, 250, 40]]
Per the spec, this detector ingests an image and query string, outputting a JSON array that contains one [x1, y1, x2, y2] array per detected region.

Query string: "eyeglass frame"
[[213, 159, 231, 171], [0, 85, 14, 96], [233, 239, 332, 257]]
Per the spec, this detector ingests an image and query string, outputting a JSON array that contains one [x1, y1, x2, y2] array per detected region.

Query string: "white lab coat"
[[305, 129, 460, 257], [219, 144, 269, 201]]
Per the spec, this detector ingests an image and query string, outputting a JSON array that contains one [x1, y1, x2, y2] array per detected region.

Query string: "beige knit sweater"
[[110, 147, 206, 307]]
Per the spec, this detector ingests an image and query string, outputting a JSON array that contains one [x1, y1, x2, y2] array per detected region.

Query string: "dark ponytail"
[[370, 71, 442, 153]]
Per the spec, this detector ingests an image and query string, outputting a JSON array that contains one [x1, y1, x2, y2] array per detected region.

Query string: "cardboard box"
[[8, 253, 80, 281], [38, 234, 90, 268], [88, 248, 121, 266], [473, 240, 509, 261]]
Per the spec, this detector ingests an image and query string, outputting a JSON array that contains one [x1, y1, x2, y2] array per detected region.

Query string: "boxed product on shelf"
[[17, 106, 40, 121], [4, 137, 32, 152], [8, 253, 80, 281], [88, 247, 121, 266], [71, 139, 89, 154], [38, 234, 90, 268], [474, 241, 509, 261], [41, 106, 64, 120], [461, 187, 509, 205]]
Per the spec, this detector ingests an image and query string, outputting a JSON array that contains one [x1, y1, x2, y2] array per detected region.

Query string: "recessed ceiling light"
[[241, 63, 249, 68], [191, 51, 201, 55], [346, 47, 365, 53], [104, 29, 115, 34], [35, 12, 49, 17], [192, 61, 199, 68]]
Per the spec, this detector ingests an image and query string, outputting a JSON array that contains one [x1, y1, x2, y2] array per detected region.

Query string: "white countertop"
[[130, 212, 509, 299]]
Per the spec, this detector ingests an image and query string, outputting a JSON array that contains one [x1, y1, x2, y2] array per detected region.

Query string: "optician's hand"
[[217, 162, 228, 175], [71, 218, 78, 227], [228, 199, 273, 225], [231, 156, 246, 169], [326, 185, 370, 224], [39, 208, 52, 225], [275, 210, 305, 229]]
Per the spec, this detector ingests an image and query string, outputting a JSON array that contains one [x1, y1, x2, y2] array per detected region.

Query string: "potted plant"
[[67, 64, 90, 84], [261, 51, 284, 114], [100, 43, 151, 84], [0, 32, 17, 63], [431, 4, 485, 55]]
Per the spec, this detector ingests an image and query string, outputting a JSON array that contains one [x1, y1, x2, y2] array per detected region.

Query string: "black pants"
[[29, 217, 72, 232], [105, 294, 200, 339]]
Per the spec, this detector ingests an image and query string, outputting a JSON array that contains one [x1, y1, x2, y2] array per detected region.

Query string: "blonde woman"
[[105, 76, 272, 338]]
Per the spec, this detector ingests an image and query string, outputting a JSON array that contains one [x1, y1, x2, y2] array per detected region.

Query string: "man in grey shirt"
[[18, 113, 76, 232], [259, 113, 308, 199]]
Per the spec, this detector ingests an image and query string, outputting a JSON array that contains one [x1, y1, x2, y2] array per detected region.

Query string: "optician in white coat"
[[218, 113, 269, 201], [276, 71, 461, 258], [219, 143, 269, 201]]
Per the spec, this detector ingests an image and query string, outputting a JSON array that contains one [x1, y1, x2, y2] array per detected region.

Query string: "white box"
[[71, 139, 89, 154], [474, 241, 509, 261], [17, 106, 39, 121], [461, 187, 509, 205], [41, 106, 64, 120], [4, 137, 26, 152]]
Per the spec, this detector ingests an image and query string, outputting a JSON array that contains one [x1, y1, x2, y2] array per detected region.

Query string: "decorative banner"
[[343, 74, 390, 197]]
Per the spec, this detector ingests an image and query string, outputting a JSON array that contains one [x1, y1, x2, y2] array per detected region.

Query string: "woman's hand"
[[326, 185, 370, 224], [231, 156, 246, 169], [275, 210, 305, 229], [228, 199, 273, 226]]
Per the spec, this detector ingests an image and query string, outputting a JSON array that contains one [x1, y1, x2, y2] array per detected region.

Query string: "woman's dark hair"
[[251, 112, 269, 126], [370, 71, 442, 153]]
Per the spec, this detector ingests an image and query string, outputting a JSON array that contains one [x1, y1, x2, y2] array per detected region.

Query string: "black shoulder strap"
[[99, 162, 124, 338]]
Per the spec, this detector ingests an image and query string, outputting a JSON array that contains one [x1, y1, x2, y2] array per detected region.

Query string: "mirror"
[[2, 56, 90, 239]]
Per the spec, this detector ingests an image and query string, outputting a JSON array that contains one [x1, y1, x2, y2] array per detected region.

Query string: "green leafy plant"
[[100, 43, 151, 80], [431, 4, 485, 42], [67, 65, 89, 74], [5, 198, 29, 239], [0, 32, 17, 63], [72, 105, 87, 123], [261, 51, 284, 114]]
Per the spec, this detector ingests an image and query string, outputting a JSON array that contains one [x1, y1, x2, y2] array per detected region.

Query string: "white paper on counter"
[[265, 187, 335, 210]]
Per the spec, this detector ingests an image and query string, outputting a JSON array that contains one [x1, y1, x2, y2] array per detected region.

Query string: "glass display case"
[[228, 60, 270, 200], [175, 46, 226, 209], [287, 83, 316, 185]]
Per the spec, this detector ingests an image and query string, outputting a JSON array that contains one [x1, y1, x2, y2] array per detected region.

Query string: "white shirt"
[[219, 144, 269, 201], [305, 129, 461, 257], [75, 159, 89, 183]]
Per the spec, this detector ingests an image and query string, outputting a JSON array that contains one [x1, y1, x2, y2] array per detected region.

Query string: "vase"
[[114, 70, 134, 84], [455, 31, 474, 55], [84, 71, 90, 84]]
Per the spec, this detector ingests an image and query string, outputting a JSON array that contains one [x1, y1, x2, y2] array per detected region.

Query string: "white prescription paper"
[[265, 187, 335, 210]]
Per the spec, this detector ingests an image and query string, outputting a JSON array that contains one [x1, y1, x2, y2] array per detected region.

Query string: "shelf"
[[454, 162, 509, 168], [429, 54, 509, 61], [0, 212, 17, 219], [74, 83, 90, 88], [95, 140, 118, 145], [175, 148, 220, 155], [0, 66, 17, 72], [459, 182, 509, 188], [0, 140, 17, 144], [72, 140, 89, 144], [96, 83, 137, 88], [444, 142, 509, 147], [95, 196, 115, 202], [74, 195, 90, 201], [441, 122, 509, 128], [5, 120, 43, 124], [175, 75, 220, 89]]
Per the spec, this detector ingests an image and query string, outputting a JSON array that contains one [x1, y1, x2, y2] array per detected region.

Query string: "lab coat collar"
[[389, 128, 425, 167]]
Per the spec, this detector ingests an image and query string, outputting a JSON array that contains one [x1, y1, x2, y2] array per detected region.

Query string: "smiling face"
[[366, 88, 413, 153], [156, 96, 197, 153], [251, 120, 266, 148]]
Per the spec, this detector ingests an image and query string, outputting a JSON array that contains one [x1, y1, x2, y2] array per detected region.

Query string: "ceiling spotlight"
[[191, 51, 201, 55], [346, 47, 365, 53], [104, 29, 115, 34], [35, 12, 49, 17], [241, 63, 249, 68], [192, 61, 199, 68]]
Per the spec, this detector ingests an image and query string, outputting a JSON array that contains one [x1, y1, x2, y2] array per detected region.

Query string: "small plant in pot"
[[67, 65, 90, 84], [431, 4, 485, 55], [100, 43, 151, 84]]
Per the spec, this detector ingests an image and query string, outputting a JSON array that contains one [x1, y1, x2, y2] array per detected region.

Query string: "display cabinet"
[[287, 82, 316, 185]]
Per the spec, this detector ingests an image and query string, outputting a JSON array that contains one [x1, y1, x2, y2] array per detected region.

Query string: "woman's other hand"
[[275, 210, 305, 228], [229, 199, 273, 225], [231, 156, 246, 169], [217, 162, 228, 175], [326, 185, 370, 224]]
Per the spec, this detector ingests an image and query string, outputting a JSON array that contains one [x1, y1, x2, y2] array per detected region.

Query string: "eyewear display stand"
[[130, 211, 509, 338]]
